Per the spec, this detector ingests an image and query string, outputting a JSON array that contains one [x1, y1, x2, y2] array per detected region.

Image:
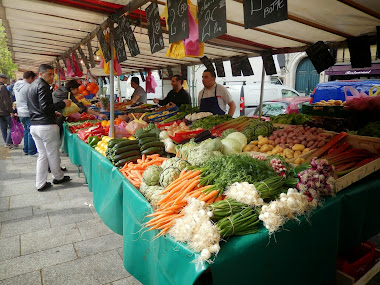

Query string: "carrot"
[[214, 195, 224, 202], [174, 179, 199, 204], [176, 150, 180, 157], [199, 190, 219, 202]]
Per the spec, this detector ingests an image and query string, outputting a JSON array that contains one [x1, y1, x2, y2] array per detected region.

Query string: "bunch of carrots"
[[144, 170, 224, 238], [119, 154, 168, 188]]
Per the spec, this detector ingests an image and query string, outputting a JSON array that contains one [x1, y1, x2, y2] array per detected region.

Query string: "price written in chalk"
[[167, 0, 189, 43], [243, 0, 288, 28], [198, 0, 227, 43], [146, 0, 164, 54]]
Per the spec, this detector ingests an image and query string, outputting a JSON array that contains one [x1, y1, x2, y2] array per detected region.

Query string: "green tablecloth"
[[63, 126, 380, 285]]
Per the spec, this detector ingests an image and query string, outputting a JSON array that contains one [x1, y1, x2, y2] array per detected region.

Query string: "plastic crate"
[[169, 129, 204, 144], [149, 111, 179, 123], [302, 104, 353, 118], [337, 242, 376, 281], [147, 106, 178, 119], [156, 120, 183, 129]]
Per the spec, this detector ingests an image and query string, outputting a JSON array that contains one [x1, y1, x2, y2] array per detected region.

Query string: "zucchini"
[[107, 139, 127, 148], [136, 132, 157, 139], [115, 155, 141, 167], [113, 144, 140, 155], [138, 137, 159, 145], [140, 141, 164, 151], [113, 140, 139, 149], [141, 146, 164, 155], [113, 150, 141, 162]]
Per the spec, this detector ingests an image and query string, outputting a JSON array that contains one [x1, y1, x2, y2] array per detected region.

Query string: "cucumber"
[[115, 155, 141, 167], [136, 132, 157, 139], [138, 137, 159, 145], [141, 146, 164, 155], [140, 141, 164, 151], [113, 140, 139, 149], [113, 144, 140, 155], [113, 150, 141, 162]]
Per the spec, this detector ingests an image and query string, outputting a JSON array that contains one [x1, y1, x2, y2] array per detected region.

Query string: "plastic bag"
[[66, 58, 75, 77], [344, 86, 368, 101], [62, 102, 80, 117], [114, 121, 131, 138], [146, 71, 158, 93], [126, 114, 148, 135], [66, 112, 81, 121], [11, 117, 24, 146]]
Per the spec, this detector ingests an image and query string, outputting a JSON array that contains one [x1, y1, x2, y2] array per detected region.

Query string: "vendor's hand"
[[98, 113, 108, 120], [10, 113, 14, 117], [153, 98, 159, 104], [63, 99, 71, 107], [55, 111, 62, 117]]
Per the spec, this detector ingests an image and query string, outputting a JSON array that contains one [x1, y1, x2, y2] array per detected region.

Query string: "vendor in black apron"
[[199, 69, 236, 116]]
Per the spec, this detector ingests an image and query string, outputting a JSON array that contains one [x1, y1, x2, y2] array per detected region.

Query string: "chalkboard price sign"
[[306, 41, 335, 73], [200, 56, 215, 72], [240, 55, 254, 76], [167, 0, 189, 44], [167, 67, 174, 78], [261, 51, 276, 75], [181, 65, 188, 81], [146, 1, 165, 54], [118, 17, 140, 57], [113, 25, 127, 63], [96, 28, 111, 62], [214, 58, 225, 77], [77, 46, 90, 71], [243, 0, 288, 29], [230, 56, 242, 77], [198, 0, 227, 43]]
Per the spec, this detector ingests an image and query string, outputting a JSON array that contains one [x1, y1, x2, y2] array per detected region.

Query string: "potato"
[[293, 139, 301, 144], [258, 137, 269, 146], [260, 144, 270, 152], [284, 148, 294, 159], [302, 148, 310, 153], [266, 151, 273, 155], [250, 140, 259, 145], [243, 145, 253, 152], [274, 138, 281, 145], [301, 140, 308, 146], [318, 141, 326, 147], [268, 140, 275, 145], [292, 144, 305, 152], [295, 158, 305, 165], [310, 141, 319, 150], [252, 145, 260, 152], [307, 140, 315, 147], [268, 145, 274, 151], [294, 151, 302, 158]]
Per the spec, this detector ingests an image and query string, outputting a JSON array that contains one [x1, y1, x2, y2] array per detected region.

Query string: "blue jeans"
[[20, 117, 37, 155], [0, 115, 12, 145]]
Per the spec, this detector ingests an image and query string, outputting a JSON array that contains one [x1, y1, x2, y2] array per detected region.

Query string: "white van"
[[224, 83, 301, 117]]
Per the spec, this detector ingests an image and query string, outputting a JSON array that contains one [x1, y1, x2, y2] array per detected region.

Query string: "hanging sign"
[[87, 41, 96, 68], [167, 0, 189, 43], [243, 0, 288, 29], [261, 51, 277, 75], [347, 36, 372, 68], [200, 56, 215, 71], [167, 67, 174, 78], [230, 56, 242, 76], [140, 71, 145, 82], [73, 50, 83, 72], [146, 1, 165, 54], [118, 17, 140, 57], [306, 41, 336, 73], [158, 69, 163, 79], [240, 55, 254, 76], [113, 25, 128, 63], [214, 58, 225, 77], [78, 46, 90, 71], [197, 0, 227, 43], [181, 65, 188, 81], [96, 28, 111, 62]]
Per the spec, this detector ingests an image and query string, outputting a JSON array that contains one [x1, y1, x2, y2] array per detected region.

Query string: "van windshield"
[[254, 102, 288, 116]]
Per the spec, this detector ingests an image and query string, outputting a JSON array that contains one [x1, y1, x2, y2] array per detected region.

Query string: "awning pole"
[[258, 65, 266, 120], [109, 26, 115, 138]]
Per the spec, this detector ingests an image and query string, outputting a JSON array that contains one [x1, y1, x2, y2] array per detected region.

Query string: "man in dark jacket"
[[0, 73, 14, 147], [27, 64, 72, 191], [153, 75, 191, 107]]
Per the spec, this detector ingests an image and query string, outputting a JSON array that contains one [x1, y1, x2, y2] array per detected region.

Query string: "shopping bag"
[[62, 92, 80, 117], [11, 117, 24, 146]]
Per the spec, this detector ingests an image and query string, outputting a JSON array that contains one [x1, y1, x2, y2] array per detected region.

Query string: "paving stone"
[[0, 235, 20, 262], [0, 183, 35, 197], [0, 197, 10, 212], [57, 186, 93, 202], [42, 250, 128, 285], [48, 207, 94, 227], [0, 171, 21, 180], [74, 233, 123, 258], [21, 223, 82, 255], [76, 218, 113, 240], [116, 247, 123, 260], [10, 191, 60, 209], [33, 197, 93, 215], [0, 214, 50, 239], [0, 207, 33, 222], [0, 244, 77, 281], [0, 270, 42, 285], [112, 276, 142, 285]]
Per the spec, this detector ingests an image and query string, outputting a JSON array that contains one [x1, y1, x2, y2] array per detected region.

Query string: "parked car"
[[248, 96, 311, 117], [311, 80, 380, 103], [225, 83, 301, 117]]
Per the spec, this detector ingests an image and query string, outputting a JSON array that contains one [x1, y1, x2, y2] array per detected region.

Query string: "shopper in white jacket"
[[14, 71, 38, 156]]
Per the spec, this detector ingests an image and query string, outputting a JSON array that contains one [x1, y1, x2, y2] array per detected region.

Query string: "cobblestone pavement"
[[0, 144, 141, 285]]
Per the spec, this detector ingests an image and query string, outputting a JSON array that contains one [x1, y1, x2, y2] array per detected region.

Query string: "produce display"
[[185, 112, 213, 122], [159, 104, 200, 123], [270, 113, 311, 125], [357, 121, 380, 138], [190, 114, 232, 130], [314, 99, 344, 106], [105, 138, 141, 167]]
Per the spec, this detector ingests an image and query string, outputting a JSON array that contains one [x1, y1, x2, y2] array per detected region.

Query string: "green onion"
[[216, 208, 260, 238]]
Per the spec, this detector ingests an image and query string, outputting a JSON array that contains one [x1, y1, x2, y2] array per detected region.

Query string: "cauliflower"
[[145, 185, 164, 201], [187, 147, 216, 166], [159, 167, 181, 188], [142, 165, 162, 186], [200, 137, 222, 152], [150, 187, 165, 208]]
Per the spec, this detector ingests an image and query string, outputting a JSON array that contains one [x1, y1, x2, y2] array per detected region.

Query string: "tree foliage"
[[0, 22, 17, 79]]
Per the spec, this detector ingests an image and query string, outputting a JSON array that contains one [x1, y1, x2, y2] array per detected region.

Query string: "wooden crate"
[[336, 249, 380, 285]]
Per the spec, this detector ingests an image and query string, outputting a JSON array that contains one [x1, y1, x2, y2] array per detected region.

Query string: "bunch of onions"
[[259, 188, 318, 234], [270, 158, 287, 178], [224, 182, 264, 206]]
